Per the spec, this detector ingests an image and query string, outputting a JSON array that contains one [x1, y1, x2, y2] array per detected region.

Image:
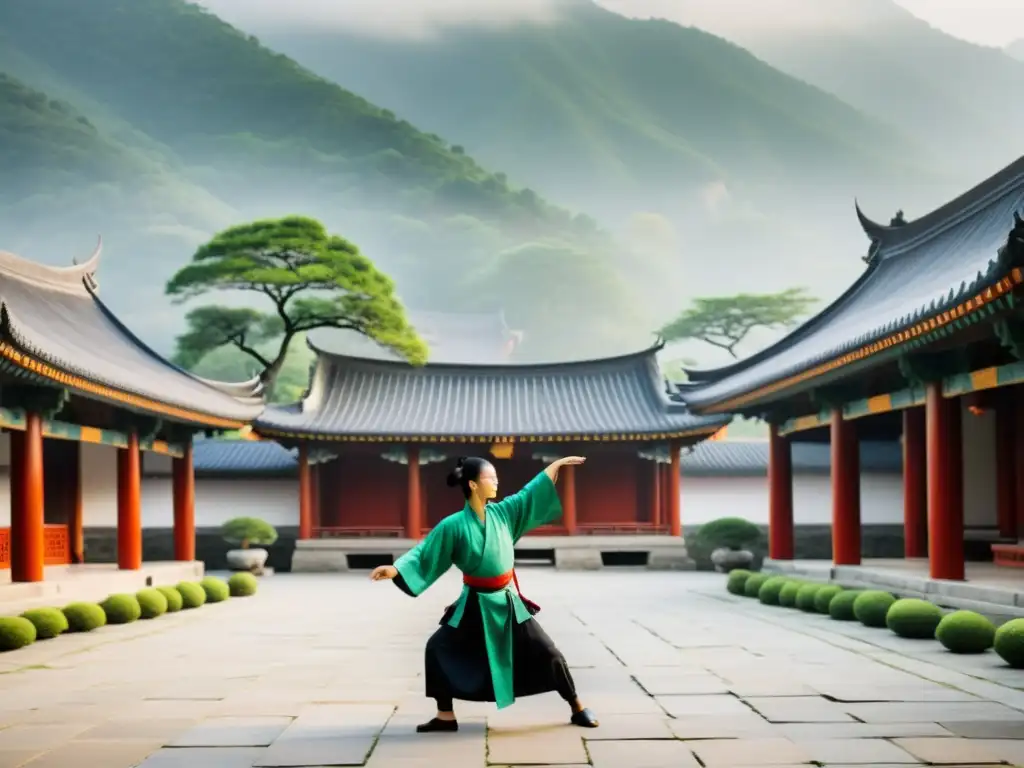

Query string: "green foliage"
[[813, 585, 844, 614], [157, 586, 184, 613], [221, 517, 278, 548], [200, 576, 231, 603], [885, 598, 944, 639], [228, 571, 259, 597], [828, 590, 862, 621], [0, 616, 37, 651], [994, 618, 1024, 668], [136, 588, 169, 619], [20, 607, 68, 639], [660, 288, 818, 358], [176, 582, 207, 609], [695, 517, 762, 550], [725, 569, 752, 596], [852, 591, 896, 628], [101, 594, 142, 625], [795, 583, 823, 612], [62, 602, 107, 632], [935, 610, 996, 654], [743, 573, 769, 598], [779, 580, 803, 608], [168, 216, 427, 384], [758, 576, 789, 606]]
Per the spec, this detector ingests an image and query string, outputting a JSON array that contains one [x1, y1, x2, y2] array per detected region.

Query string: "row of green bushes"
[[0, 572, 259, 653], [727, 569, 1024, 668]]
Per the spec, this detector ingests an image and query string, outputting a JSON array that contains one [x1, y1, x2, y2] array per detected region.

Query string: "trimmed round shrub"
[[221, 516, 279, 548], [200, 576, 230, 603], [994, 618, 1024, 668], [20, 607, 69, 639], [936, 610, 996, 654], [743, 573, 769, 598], [726, 569, 752, 595], [136, 588, 169, 620], [694, 517, 762, 550], [758, 576, 789, 606], [101, 594, 142, 625], [813, 585, 844, 614], [828, 589, 863, 621], [853, 590, 897, 628], [176, 581, 207, 609], [779, 580, 803, 608], [796, 583, 823, 612], [157, 585, 184, 613], [62, 602, 107, 632], [228, 571, 259, 597], [886, 598, 944, 639], [0, 616, 37, 651]]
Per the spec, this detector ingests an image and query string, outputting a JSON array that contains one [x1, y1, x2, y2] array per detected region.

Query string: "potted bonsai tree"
[[221, 517, 278, 575], [694, 516, 762, 573]]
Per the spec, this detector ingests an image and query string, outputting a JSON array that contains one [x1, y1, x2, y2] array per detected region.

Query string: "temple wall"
[[960, 402, 998, 528]]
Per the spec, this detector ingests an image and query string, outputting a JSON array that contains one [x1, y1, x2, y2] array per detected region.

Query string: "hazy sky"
[[200, 0, 1022, 46]]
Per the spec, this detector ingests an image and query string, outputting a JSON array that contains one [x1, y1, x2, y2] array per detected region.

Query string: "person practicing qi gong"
[[370, 455, 599, 733]]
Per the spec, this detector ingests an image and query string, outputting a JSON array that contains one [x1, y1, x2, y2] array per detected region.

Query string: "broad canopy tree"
[[659, 287, 817, 359], [167, 216, 427, 388]]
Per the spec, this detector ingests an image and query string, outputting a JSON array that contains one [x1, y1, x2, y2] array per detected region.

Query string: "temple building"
[[680, 155, 1024, 582], [0, 242, 264, 598], [252, 325, 730, 570]]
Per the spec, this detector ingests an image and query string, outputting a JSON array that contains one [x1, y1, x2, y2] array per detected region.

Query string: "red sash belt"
[[463, 570, 541, 614]]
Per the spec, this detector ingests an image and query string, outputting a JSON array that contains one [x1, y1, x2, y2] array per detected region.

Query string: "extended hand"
[[370, 565, 398, 582], [558, 456, 586, 466]]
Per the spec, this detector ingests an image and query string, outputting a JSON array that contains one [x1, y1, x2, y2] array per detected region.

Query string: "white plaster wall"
[[682, 473, 905, 526], [141, 477, 299, 529], [960, 402, 998, 528]]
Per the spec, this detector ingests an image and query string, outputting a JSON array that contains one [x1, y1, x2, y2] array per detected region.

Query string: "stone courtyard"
[[0, 569, 1023, 767]]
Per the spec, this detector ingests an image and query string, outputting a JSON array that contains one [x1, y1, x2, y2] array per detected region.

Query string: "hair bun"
[[445, 465, 464, 487]]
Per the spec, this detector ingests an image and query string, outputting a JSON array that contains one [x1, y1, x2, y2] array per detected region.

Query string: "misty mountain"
[[600, 0, 1024, 185], [0, 0, 650, 363], [1008, 40, 1024, 62]]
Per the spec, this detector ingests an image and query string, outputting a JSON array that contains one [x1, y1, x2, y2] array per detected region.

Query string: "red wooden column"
[[926, 382, 964, 580], [830, 409, 861, 565], [117, 431, 142, 571], [561, 463, 577, 534], [172, 442, 196, 561], [68, 441, 84, 565], [406, 445, 422, 539], [768, 424, 794, 560], [668, 442, 682, 537], [10, 413, 45, 582], [298, 443, 313, 540], [312, 464, 322, 533], [1016, 389, 1024, 538], [650, 461, 662, 530], [902, 407, 928, 558], [995, 392, 1017, 539]]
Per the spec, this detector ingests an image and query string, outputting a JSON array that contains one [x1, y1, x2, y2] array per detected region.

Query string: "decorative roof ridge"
[[188, 372, 265, 403], [0, 237, 102, 295], [855, 154, 1024, 256]]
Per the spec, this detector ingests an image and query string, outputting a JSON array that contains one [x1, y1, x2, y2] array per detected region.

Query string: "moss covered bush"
[[779, 580, 803, 607], [157, 585, 184, 612], [743, 573, 769, 598], [758, 576, 789, 605], [0, 616, 37, 651], [994, 618, 1024, 668], [853, 590, 896, 627], [726, 569, 752, 595], [20, 607, 68, 639], [935, 610, 996, 654], [885, 598, 944, 639], [176, 581, 207, 609], [228, 571, 259, 597], [62, 602, 107, 632], [828, 589, 862, 620], [200, 576, 230, 603], [136, 588, 168, 619], [694, 517, 762, 550], [101, 594, 142, 625], [796, 583, 823, 612], [813, 585, 844, 614]]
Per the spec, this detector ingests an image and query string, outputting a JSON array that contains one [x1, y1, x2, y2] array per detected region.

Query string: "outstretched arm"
[[497, 456, 586, 541], [370, 521, 455, 596]]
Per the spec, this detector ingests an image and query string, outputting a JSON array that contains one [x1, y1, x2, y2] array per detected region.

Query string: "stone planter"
[[710, 547, 754, 573], [226, 547, 269, 575]]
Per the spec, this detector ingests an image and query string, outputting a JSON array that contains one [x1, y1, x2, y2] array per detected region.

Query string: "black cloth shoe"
[[570, 707, 599, 728], [416, 717, 459, 733]]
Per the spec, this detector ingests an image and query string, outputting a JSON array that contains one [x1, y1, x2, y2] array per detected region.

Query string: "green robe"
[[394, 470, 562, 709]]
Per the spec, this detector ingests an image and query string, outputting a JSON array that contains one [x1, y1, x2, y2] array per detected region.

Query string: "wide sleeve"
[[493, 471, 562, 541], [393, 519, 456, 597]]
